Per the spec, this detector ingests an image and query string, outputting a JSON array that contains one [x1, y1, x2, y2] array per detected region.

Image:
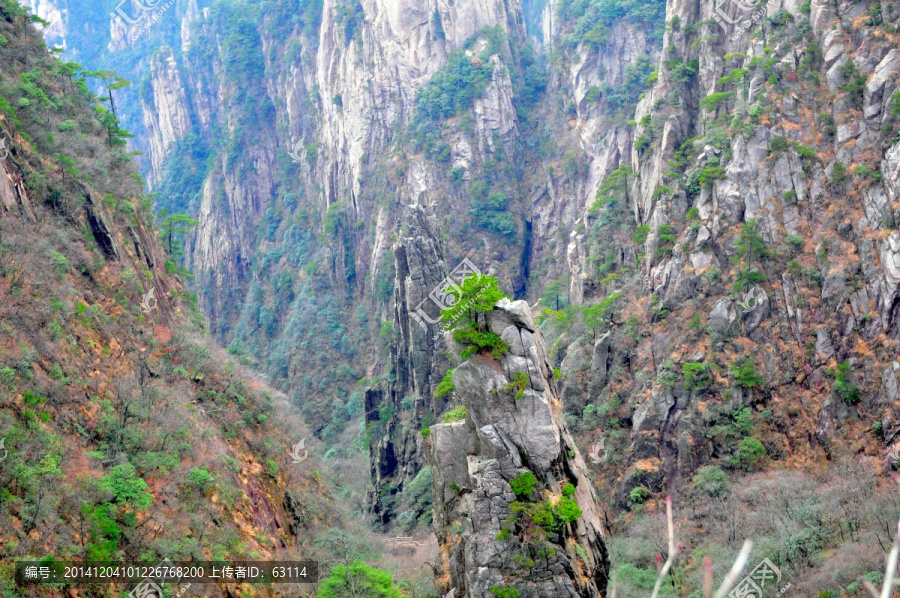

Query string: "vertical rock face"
[[141, 47, 193, 185], [429, 300, 609, 598], [367, 204, 453, 526]]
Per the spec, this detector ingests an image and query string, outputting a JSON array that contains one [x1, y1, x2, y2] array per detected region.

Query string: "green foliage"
[[505, 371, 529, 400], [632, 225, 649, 245], [733, 220, 769, 263], [510, 472, 538, 497], [554, 496, 582, 523], [628, 486, 650, 506], [785, 234, 804, 252], [324, 201, 347, 238], [729, 357, 765, 388], [697, 162, 726, 186], [855, 163, 882, 182], [833, 360, 860, 404], [593, 165, 633, 211], [736, 437, 766, 470], [491, 586, 519, 598], [100, 464, 152, 511], [317, 561, 402, 598], [839, 60, 867, 106], [732, 406, 754, 435], [415, 28, 505, 123], [682, 362, 710, 390], [831, 161, 849, 186], [562, 483, 576, 497], [468, 181, 515, 236], [49, 249, 68, 278], [443, 405, 467, 423], [595, 55, 654, 114], [692, 465, 730, 497], [582, 293, 621, 333], [656, 360, 679, 388], [666, 57, 699, 84], [154, 133, 212, 216], [157, 209, 199, 259], [613, 563, 677, 597], [654, 224, 676, 260], [434, 369, 455, 398], [558, 0, 667, 49], [187, 466, 215, 492], [440, 275, 509, 359], [699, 91, 733, 112], [769, 136, 790, 153]]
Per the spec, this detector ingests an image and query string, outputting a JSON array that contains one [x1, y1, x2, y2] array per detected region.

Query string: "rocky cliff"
[[22, 0, 900, 590], [429, 298, 609, 598]]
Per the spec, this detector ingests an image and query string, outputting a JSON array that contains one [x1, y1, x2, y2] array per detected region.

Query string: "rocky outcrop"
[[367, 204, 454, 525], [429, 300, 609, 598]]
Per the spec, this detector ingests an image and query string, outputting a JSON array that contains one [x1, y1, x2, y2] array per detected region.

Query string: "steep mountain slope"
[[0, 3, 354, 593], [18, 0, 900, 593]]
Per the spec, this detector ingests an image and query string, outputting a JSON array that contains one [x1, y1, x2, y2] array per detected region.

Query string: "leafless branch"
[[713, 540, 753, 598], [650, 497, 752, 598]]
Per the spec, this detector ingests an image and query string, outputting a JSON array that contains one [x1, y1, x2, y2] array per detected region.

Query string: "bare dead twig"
[[649, 497, 753, 598], [862, 515, 900, 598], [713, 541, 753, 598], [650, 496, 680, 598]]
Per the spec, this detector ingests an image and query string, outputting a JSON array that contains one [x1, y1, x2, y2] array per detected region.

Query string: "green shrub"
[[632, 224, 650, 245], [509, 471, 538, 497], [733, 220, 769, 263], [833, 360, 860, 404], [49, 250, 69, 278], [100, 464, 152, 511], [554, 496, 582, 523], [769, 136, 790, 153], [693, 465, 730, 497], [736, 437, 766, 470], [317, 560, 402, 598], [729, 357, 765, 388], [505, 371, 529, 400], [682, 362, 710, 390], [855, 163, 882, 182], [831, 161, 849, 186], [699, 91, 733, 111], [628, 486, 650, 506], [434, 369, 455, 398], [491, 586, 519, 598], [561, 483, 575, 497], [439, 275, 509, 359], [443, 405, 467, 422], [656, 360, 679, 387], [785, 234, 804, 251], [0, 367, 15, 388], [187, 466, 215, 491]]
